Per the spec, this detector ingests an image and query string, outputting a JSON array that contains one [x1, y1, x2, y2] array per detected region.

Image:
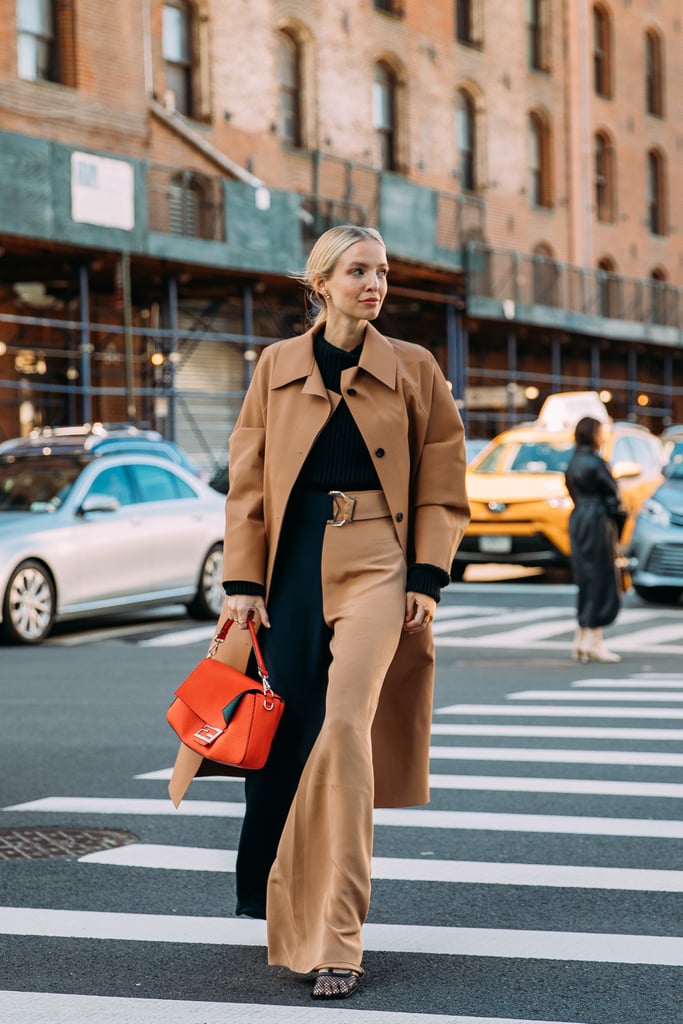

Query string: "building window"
[[645, 29, 664, 117], [456, 0, 482, 47], [527, 0, 551, 72], [649, 267, 668, 324], [373, 62, 398, 171], [593, 5, 612, 98], [163, 0, 194, 116], [647, 149, 666, 236], [595, 131, 616, 223], [532, 244, 559, 306], [278, 30, 302, 146], [17, 0, 56, 81], [373, 0, 404, 17], [597, 257, 619, 318], [456, 91, 477, 191], [529, 111, 552, 208]]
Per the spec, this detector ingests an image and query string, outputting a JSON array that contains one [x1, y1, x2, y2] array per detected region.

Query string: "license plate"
[[479, 535, 512, 554]]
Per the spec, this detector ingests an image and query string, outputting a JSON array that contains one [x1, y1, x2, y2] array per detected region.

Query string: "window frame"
[[527, 0, 551, 73], [645, 28, 664, 118], [529, 110, 552, 209], [162, 0, 195, 117], [456, 89, 477, 192], [373, 61, 398, 172], [277, 28, 303, 148], [593, 4, 612, 99], [594, 131, 616, 223], [647, 149, 667, 237], [455, 0, 483, 48]]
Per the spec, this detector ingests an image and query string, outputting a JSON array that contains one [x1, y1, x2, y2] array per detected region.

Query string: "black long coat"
[[565, 445, 623, 628]]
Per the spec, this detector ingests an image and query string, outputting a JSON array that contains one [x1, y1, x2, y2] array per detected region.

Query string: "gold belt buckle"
[[328, 489, 356, 526]]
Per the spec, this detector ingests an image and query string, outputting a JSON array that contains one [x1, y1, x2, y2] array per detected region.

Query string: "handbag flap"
[[173, 658, 260, 727]]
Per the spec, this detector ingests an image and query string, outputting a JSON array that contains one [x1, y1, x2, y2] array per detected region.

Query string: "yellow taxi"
[[452, 392, 666, 579]]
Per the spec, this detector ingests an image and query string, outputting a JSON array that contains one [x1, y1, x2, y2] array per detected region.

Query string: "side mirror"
[[79, 494, 120, 515], [612, 460, 641, 480]]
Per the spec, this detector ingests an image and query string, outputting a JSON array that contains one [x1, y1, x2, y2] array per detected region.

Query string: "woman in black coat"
[[564, 416, 624, 663]]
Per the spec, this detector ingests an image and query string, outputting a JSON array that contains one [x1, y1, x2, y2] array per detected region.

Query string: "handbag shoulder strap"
[[209, 617, 269, 684]]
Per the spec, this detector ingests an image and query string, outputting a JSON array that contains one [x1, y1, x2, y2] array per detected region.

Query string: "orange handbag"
[[167, 618, 284, 769]]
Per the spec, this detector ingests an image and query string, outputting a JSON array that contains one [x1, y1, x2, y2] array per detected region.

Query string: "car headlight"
[[640, 498, 671, 527], [547, 496, 573, 509]]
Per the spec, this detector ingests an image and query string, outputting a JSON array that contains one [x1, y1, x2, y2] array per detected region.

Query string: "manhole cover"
[[0, 827, 138, 861]]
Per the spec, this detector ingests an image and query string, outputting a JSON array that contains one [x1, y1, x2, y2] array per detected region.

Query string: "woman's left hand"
[[403, 592, 436, 633]]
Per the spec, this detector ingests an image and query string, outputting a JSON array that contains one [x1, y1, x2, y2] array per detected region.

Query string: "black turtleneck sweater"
[[223, 335, 448, 601]]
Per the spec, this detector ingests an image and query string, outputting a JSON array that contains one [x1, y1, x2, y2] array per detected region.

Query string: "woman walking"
[[169, 225, 469, 998], [565, 415, 625, 663]]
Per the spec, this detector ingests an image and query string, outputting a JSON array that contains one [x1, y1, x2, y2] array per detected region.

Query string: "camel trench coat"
[[169, 322, 470, 809]]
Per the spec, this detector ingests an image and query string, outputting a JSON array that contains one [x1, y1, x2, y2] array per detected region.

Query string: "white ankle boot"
[[572, 627, 585, 661], [581, 628, 621, 663]]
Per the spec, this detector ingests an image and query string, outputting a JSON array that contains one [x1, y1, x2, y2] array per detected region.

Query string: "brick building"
[[0, 0, 681, 468]]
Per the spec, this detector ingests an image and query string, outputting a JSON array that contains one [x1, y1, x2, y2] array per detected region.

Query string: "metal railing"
[[467, 243, 681, 329]]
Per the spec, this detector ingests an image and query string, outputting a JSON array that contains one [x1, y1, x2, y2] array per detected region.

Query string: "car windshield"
[[0, 459, 82, 512], [474, 441, 574, 474]]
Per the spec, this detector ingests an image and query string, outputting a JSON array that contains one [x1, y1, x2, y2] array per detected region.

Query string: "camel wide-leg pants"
[[234, 488, 406, 973]]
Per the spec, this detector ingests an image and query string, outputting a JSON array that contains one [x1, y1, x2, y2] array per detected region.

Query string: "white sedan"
[[0, 452, 227, 643]]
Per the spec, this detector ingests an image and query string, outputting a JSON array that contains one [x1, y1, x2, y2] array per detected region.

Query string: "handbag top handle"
[[209, 616, 269, 684]]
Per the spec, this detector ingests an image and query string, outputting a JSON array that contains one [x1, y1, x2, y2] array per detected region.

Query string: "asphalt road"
[[1, 576, 683, 1024]]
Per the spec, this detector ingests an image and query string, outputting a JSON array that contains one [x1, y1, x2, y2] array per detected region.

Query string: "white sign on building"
[[70, 152, 135, 231]]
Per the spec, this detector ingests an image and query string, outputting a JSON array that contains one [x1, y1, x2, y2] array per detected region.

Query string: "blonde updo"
[[295, 225, 386, 327]]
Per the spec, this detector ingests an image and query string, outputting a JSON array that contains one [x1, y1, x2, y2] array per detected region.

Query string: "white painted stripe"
[[509, 690, 683, 702], [1, 908, 682, 966], [431, 723, 683, 740], [427, 774, 683, 798], [432, 607, 569, 636], [79, 843, 683, 893], [609, 624, 683, 650], [434, 605, 507, 619], [0, 991, 590, 1024], [139, 625, 214, 647], [429, 746, 683, 768], [435, 704, 683, 719], [135, 768, 683, 798], [434, 636, 683, 653], [135, 768, 240, 781], [572, 678, 683, 689], [8, 796, 683, 838], [448, 581, 575, 595]]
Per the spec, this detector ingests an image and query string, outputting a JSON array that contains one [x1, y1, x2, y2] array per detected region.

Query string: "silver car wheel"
[[3, 561, 56, 643], [187, 544, 224, 620]]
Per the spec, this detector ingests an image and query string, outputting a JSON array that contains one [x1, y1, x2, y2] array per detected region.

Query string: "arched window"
[[527, 0, 551, 72], [529, 110, 552, 208], [373, 62, 398, 171], [595, 131, 616, 223], [17, 0, 56, 81], [597, 257, 619, 318], [163, 0, 194, 116], [278, 30, 302, 146], [593, 5, 612, 99], [647, 149, 667, 236], [649, 267, 668, 325], [532, 244, 559, 306], [645, 29, 664, 117], [456, 90, 477, 191]]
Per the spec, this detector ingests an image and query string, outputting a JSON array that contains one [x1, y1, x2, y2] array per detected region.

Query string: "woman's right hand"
[[224, 595, 270, 630]]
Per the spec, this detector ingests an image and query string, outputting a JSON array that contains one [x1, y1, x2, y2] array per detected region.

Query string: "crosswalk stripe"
[[0, 992, 587, 1024], [509, 690, 683, 702], [134, 768, 683, 798], [1, 907, 682, 966], [431, 723, 683, 739], [572, 678, 683, 689], [78, 843, 683, 893], [432, 607, 569, 636], [435, 704, 683, 719], [7, 797, 683, 838], [427, 774, 683, 798], [429, 746, 683, 767]]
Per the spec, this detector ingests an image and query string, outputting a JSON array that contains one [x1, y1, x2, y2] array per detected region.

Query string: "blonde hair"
[[296, 225, 386, 327]]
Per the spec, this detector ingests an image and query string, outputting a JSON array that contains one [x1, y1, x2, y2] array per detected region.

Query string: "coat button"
[[396, 512, 404, 522], [347, 388, 357, 396], [375, 448, 385, 457]]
